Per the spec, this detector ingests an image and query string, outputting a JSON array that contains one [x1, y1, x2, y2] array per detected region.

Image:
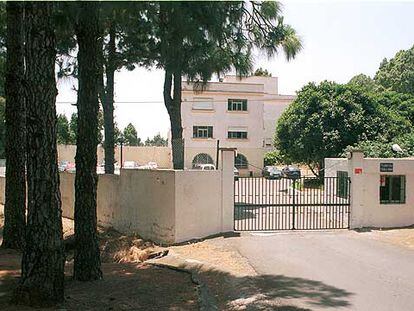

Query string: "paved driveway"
[[226, 230, 414, 311]]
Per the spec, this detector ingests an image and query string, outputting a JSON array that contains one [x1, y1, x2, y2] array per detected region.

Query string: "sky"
[[56, 0, 414, 140]]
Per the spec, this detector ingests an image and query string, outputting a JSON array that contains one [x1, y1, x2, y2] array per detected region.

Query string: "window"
[[235, 154, 248, 169], [380, 175, 406, 204], [192, 98, 213, 110], [228, 127, 248, 139], [193, 126, 213, 138], [228, 99, 247, 111], [192, 153, 214, 168], [336, 171, 349, 198]]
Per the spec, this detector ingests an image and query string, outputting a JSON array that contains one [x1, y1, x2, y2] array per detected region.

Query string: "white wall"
[[1, 149, 235, 244], [325, 152, 414, 229]]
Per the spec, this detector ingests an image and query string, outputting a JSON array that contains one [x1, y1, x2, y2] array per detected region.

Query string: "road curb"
[[148, 254, 218, 311]]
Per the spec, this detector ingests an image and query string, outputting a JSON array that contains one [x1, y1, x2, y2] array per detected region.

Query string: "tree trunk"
[[2, 1, 26, 250], [102, 22, 116, 174], [13, 2, 65, 306], [73, 2, 103, 281], [164, 69, 184, 169]]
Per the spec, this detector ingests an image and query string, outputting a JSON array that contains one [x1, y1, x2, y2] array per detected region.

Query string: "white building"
[[180, 75, 295, 176]]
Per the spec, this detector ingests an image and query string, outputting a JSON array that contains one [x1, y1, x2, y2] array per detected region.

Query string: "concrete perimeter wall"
[[58, 145, 172, 168], [325, 152, 414, 229], [1, 150, 235, 244]]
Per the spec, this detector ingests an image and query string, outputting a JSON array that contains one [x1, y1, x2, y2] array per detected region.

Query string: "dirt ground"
[[0, 214, 199, 311]]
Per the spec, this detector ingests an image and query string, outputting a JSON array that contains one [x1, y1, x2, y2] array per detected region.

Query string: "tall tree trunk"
[[102, 22, 116, 174], [2, 1, 26, 250], [73, 2, 102, 281], [164, 69, 184, 169], [13, 2, 65, 306]]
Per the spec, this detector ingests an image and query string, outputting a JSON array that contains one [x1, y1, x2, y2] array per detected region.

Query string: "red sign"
[[354, 168, 363, 174]]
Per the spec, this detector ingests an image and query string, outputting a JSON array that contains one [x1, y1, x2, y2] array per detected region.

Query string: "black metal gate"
[[234, 176, 350, 231]]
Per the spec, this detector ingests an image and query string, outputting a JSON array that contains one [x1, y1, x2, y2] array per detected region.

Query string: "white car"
[[123, 161, 138, 169], [194, 163, 216, 170]]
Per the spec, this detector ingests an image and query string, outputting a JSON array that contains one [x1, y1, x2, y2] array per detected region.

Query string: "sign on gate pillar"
[[220, 148, 236, 232]]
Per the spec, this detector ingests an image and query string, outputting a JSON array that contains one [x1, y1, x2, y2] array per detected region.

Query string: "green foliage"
[[347, 74, 377, 92], [374, 45, 414, 95], [56, 114, 72, 144], [254, 67, 272, 77], [60, 111, 104, 145], [275, 81, 412, 172], [264, 150, 283, 166], [145, 133, 168, 147], [345, 132, 414, 158], [122, 123, 142, 146]]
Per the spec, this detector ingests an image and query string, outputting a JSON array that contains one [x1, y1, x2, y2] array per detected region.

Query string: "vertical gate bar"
[[292, 178, 296, 230]]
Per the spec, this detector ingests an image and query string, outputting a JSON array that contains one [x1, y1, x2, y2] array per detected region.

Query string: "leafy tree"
[[375, 90, 414, 125], [145, 133, 168, 147], [73, 1, 102, 281], [2, 1, 26, 251], [56, 114, 71, 144], [66, 110, 104, 145], [345, 132, 414, 158], [123, 123, 142, 146], [125, 1, 302, 169], [69, 112, 77, 144], [254, 67, 272, 77], [13, 2, 64, 306], [275, 81, 411, 176], [348, 73, 376, 92], [264, 150, 283, 166], [374, 45, 414, 95]]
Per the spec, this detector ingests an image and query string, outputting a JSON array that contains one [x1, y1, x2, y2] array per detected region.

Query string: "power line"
[[55, 97, 294, 105]]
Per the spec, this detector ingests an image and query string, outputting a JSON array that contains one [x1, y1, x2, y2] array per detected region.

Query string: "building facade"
[[180, 75, 295, 176]]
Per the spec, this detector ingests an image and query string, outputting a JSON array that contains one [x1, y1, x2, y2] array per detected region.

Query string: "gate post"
[[220, 148, 236, 233], [348, 150, 364, 229]]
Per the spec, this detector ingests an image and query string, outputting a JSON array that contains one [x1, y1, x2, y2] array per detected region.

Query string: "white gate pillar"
[[348, 150, 365, 229], [220, 148, 236, 232]]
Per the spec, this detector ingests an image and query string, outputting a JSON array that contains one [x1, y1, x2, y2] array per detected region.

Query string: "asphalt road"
[[228, 230, 414, 311]]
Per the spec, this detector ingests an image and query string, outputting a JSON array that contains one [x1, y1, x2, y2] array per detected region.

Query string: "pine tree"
[[2, 1, 26, 250], [73, 1, 103, 281], [13, 2, 65, 306]]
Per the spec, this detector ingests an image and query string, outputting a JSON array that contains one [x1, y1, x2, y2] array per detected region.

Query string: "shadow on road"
[[191, 264, 353, 310]]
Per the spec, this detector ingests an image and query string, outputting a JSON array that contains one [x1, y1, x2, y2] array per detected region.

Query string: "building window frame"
[[235, 153, 248, 169], [192, 97, 214, 111], [228, 99, 248, 112], [193, 126, 213, 139], [380, 175, 406, 204], [228, 131, 248, 139]]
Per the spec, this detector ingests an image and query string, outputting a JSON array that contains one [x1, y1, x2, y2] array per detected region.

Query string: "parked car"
[[138, 162, 158, 170], [58, 161, 69, 172], [65, 162, 76, 173], [282, 165, 301, 179], [123, 161, 138, 169], [234, 167, 240, 181], [262, 166, 283, 180], [194, 163, 216, 170], [147, 162, 158, 169]]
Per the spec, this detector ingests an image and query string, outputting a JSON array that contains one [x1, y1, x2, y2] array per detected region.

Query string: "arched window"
[[192, 153, 214, 168], [235, 153, 248, 169]]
